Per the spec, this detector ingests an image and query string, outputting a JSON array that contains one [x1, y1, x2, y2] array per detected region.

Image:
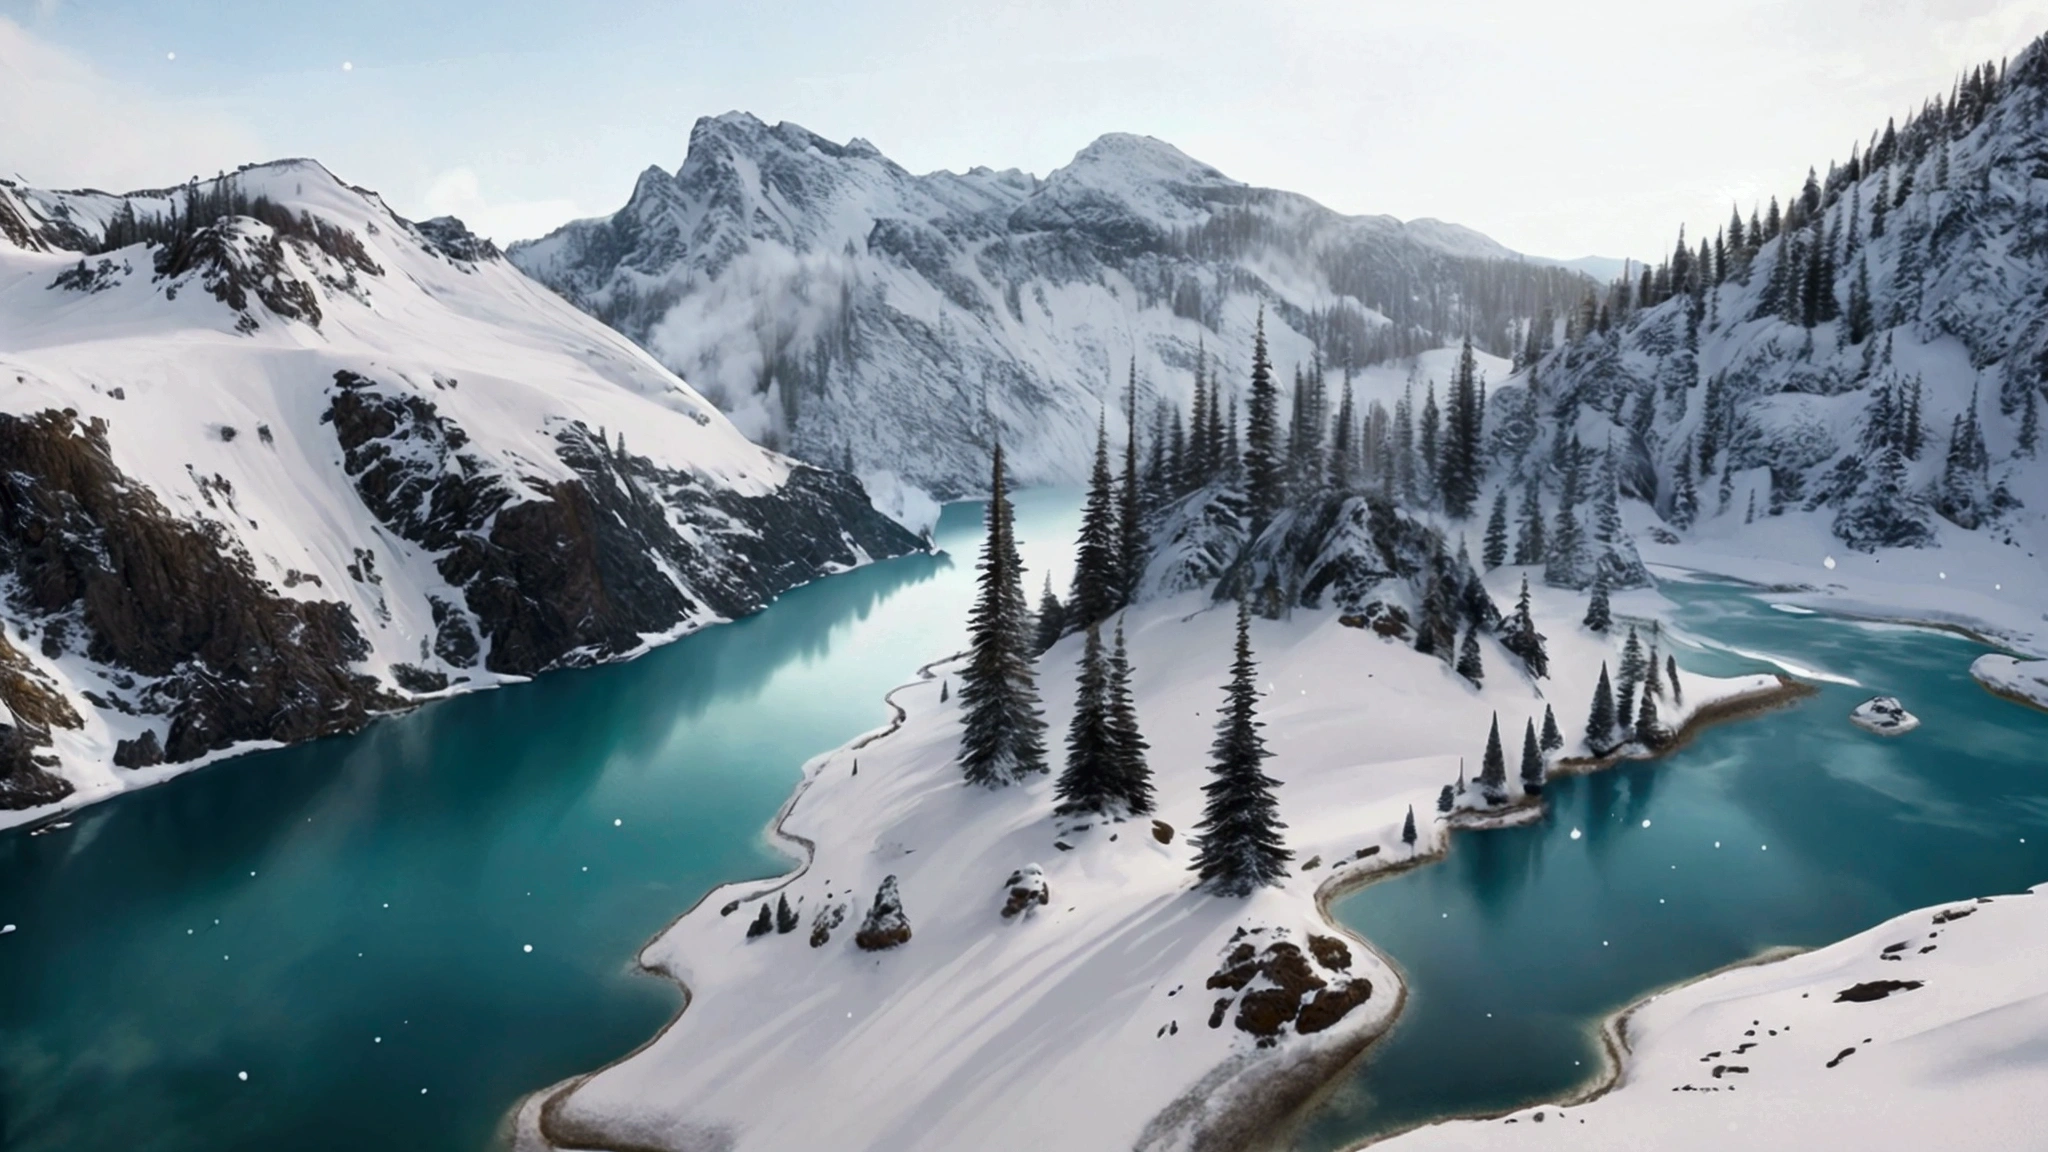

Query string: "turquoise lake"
[[0, 491, 1080, 1152], [3, 503, 2042, 1152], [1293, 578, 2048, 1149]]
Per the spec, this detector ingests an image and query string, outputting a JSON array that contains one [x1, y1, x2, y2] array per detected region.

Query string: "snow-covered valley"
[[509, 564, 1792, 1152]]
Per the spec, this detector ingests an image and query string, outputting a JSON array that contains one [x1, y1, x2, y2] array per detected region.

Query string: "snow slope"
[[0, 161, 919, 826], [1375, 886, 2048, 1151], [1488, 38, 2048, 649], [511, 567, 1780, 1152], [507, 114, 1592, 498]]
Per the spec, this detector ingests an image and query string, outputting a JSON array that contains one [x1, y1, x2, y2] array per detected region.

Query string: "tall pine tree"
[[1191, 600, 1291, 895], [1587, 662, 1617, 751], [1106, 618, 1155, 815], [1477, 713, 1508, 805], [1054, 620, 1117, 815], [1483, 489, 1510, 569], [1520, 719, 1545, 795], [1244, 309, 1285, 524], [1069, 414, 1122, 627], [959, 442, 1047, 785]]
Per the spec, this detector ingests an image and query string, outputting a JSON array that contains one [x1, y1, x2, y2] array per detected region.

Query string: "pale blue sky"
[[5, 1, 2046, 258]]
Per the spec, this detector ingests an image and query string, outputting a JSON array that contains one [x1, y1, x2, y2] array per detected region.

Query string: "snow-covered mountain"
[[507, 115, 1591, 498], [1504, 39, 2048, 565], [0, 160, 920, 821]]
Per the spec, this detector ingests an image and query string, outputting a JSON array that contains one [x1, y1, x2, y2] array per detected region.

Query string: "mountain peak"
[[1055, 132, 1233, 189]]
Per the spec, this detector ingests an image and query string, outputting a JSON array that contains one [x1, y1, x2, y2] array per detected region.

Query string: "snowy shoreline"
[[505, 571, 1802, 1152], [1280, 676, 1813, 1152]]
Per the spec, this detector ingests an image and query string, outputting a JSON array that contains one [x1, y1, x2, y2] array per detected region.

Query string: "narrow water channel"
[[1293, 578, 2048, 1149], [0, 491, 1081, 1152]]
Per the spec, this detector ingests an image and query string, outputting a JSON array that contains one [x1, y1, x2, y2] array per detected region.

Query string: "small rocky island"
[[1850, 696, 1921, 735]]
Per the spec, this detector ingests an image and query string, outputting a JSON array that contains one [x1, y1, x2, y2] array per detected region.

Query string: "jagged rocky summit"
[[0, 160, 921, 818], [508, 113, 1592, 498]]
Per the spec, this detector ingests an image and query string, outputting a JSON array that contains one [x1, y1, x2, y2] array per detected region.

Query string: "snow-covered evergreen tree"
[[1033, 575, 1066, 656], [1243, 310, 1285, 526], [1497, 575, 1550, 679], [1583, 569, 1613, 632], [1477, 713, 1508, 805], [1190, 600, 1291, 896], [1587, 662, 1617, 751], [1105, 618, 1154, 815], [1119, 364, 1147, 601], [1541, 703, 1563, 752], [1069, 415, 1124, 626], [1520, 718, 1545, 795], [1456, 624, 1485, 685], [1402, 805, 1418, 850], [1054, 620, 1118, 816], [959, 442, 1047, 786], [1482, 488, 1510, 568]]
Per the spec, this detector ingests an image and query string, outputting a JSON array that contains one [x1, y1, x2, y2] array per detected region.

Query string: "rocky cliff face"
[[0, 160, 920, 822], [509, 115, 1591, 498]]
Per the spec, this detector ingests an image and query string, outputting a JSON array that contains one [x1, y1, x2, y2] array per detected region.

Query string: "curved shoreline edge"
[[1269, 674, 1817, 1152], [516, 650, 967, 1152]]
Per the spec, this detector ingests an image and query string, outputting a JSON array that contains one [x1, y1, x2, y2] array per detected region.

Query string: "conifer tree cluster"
[[1055, 618, 1154, 818], [958, 443, 1047, 786]]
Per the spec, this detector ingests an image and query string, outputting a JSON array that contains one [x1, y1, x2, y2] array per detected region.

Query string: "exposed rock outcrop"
[[0, 409, 392, 789]]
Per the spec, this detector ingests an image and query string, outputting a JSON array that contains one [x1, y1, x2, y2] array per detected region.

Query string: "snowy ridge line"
[[517, 649, 967, 1149]]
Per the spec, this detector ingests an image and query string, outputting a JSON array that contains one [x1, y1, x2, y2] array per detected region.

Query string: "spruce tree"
[[1456, 624, 1485, 685], [1055, 621, 1117, 816], [1191, 600, 1291, 896], [1541, 703, 1563, 752], [1106, 618, 1154, 815], [1515, 480, 1547, 565], [1670, 441, 1699, 530], [1583, 569, 1613, 632], [1635, 687, 1661, 746], [2020, 386, 2041, 458], [1520, 719, 1545, 795], [1498, 575, 1549, 679], [1034, 575, 1067, 656], [1329, 372, 1357, 492], [1437, 784, 1455, 814], [1645, 643, 1664, 697], [959, 442, 1047, 786], [1617, 679, 1637, 742], [1244, 309, 1285, 524], [1069, 414, 1122, 627], [1477, 713, 1508, 805], [1402, 805, 1418, 850], [776, 893, 798, 934], [1667, 654, 1683, 705], [1619, 626, 1646, 689], [1587, 662, 1616, 750], [1483, 489, 1510, 569], [1120, 363, 1146, 601]]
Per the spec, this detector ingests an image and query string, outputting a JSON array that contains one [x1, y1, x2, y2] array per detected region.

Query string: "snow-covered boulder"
[[855, 875, 912, 951], [1971, 654, 2048, 712], [998, 865, 1049, 920], [1850, 695, 1920, 735]]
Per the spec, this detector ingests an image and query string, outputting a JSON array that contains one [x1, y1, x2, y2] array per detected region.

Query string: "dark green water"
[[0, 491, 1080, 1152], [1294, 579, 2048, 1149]]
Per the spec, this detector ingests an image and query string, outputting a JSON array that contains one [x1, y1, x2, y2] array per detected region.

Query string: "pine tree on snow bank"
[[1106, 619, 1155, 815], [959, 443, 1047, 786], [1191, 600, 1291, 896], [1055, 620, 1118, 816], [1477, 713, 1508, 805]]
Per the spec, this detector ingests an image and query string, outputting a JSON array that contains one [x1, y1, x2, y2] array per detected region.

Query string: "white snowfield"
[[512, 571, 1781, 1152], [0, 160, 821, 829], [1376, 886, 2048, 1152], [1970, 654, 2048, 712]]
